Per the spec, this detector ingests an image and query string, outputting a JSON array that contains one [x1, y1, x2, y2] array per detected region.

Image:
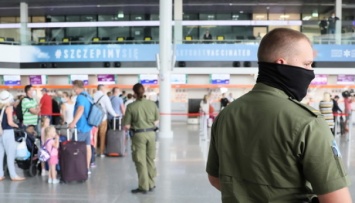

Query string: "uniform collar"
[[252, 83, 290, 99]]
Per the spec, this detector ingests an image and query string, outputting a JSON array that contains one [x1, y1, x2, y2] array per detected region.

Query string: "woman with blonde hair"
[[0, 90, 25, 181], [319, 92, 335, 133]]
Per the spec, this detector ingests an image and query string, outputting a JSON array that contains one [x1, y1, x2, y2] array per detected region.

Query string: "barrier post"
[[333, 115, 338, 137]]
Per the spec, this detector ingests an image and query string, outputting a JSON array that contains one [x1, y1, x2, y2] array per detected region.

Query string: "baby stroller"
[[14, 128, 41, 177]]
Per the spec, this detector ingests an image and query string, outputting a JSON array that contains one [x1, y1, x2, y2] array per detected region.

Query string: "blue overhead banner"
[[14, 44, 355, 63], [23, 44, 159, 62]]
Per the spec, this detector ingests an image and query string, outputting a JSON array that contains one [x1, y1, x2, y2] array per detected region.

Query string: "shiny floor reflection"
[[0, 122, 219, 203], [0, 122, 355, 203]]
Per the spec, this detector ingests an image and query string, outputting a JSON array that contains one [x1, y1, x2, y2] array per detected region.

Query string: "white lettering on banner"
[[246, 50, 251, 56], [83, 49, 88, 59], [70, 49, 75, 59], [77, 49, 81, 58], [90, 49, 94, 58], [55, 50, 62, 59], [215, 50, 219, 56], [64, 50, 68, 59], [51, 47, 141, 61], [108, 49, 114, 58], [122, 49, 127, 58], [331, 49, 342, 58], [229, 50, 233, 56], [352, 50, 355, 58], [343, 50, 350, 58], [96, 49, 101, 58]]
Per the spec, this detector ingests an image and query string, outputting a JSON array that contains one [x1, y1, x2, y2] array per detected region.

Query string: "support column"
[[20, 2, 29, 45], [158, 0, 174, 138], [335, 0, 342, 44], [174, 0, 183, 44]]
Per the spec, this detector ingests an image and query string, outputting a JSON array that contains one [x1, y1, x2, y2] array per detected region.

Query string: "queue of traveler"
[[0, 82, 139, 184], [318, 90, 354, 136]]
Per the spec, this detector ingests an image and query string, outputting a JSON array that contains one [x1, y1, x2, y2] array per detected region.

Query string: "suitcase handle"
[[113, 117, 122, 131], [66, 127, 78, 141]]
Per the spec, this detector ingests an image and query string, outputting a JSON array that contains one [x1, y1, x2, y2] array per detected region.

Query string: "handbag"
[[15, 133, 30, 161], [0, 107, 5, 136], [38, 139, 52, 162]]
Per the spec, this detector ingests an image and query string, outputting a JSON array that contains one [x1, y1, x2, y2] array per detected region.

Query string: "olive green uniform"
[[124, 98, 159, 191], [206, 83, 350, 203]]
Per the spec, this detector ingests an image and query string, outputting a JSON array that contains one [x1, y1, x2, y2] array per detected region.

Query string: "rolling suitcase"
[[60, 128, 88, 183], [106, 117, 126, 157]]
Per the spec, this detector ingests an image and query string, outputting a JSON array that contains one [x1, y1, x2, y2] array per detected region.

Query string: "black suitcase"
[[106, 117, 126, 157], [60, 128, 88, 183]]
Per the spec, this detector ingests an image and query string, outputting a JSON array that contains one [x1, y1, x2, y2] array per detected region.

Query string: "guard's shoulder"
[[288, 98, 321, 117]]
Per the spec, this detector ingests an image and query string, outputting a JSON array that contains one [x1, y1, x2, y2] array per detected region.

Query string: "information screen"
[[3, 75, 21, 86], [211, 74, 230, 84], [29, 75, 47, 85], [140, 74, 158, 85], [337, 75, 355, 84], [70, 75, 89, 85], [171, 74, 187, 84], [310, 74, 327, 85], [97, 74, 116, 85]]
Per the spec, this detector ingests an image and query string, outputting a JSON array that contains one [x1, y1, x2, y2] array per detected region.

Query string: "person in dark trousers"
[[319, 17, 328, 35], [332, 95, 342, 118], [220, 93, 229, 111], [328, 13, 340, 34]]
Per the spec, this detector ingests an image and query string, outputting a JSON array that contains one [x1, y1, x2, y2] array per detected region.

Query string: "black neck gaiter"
[[256, 62, 315, 101]]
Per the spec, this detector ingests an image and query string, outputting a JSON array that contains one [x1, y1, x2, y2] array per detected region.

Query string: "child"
[[40, 117, 51, 176], [44, 126, 60, 184]]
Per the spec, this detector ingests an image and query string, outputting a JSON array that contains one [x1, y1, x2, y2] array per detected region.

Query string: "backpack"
[[15, 97, 29, 124], [81, 93, 105, 127], [38, 139, 51, 162]]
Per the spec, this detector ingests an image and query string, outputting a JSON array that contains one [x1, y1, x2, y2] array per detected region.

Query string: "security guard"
[[206, 28, 352, 203], [124, 83, 159, 194]]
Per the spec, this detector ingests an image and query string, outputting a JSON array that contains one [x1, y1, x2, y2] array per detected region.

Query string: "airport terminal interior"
[[0, 0, 354, 202]]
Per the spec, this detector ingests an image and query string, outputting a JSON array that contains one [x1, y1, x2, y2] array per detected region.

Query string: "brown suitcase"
[[59, 128, 88, 183]]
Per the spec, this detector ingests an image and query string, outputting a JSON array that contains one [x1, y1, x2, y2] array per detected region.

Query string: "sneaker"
[[90, 163, 96, 168], [88, 170, 92, 175], [41, 170, 48, 176], [48, 178, 53, 184], [52, 179, 60, 184], [100, 154, 105, 158]]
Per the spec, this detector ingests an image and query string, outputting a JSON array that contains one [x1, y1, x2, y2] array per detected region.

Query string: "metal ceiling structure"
[[0, 0, 352, 16]]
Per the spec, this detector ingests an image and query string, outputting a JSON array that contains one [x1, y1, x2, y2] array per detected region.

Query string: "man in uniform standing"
[[124, 83, 159, 194], [206, 28, 352, 203]]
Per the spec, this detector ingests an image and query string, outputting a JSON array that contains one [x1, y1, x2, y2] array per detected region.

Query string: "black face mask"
[[256, 62, 315, 101]]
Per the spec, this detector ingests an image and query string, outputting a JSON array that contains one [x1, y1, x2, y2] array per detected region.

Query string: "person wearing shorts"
[[69, 80, 93, 175]]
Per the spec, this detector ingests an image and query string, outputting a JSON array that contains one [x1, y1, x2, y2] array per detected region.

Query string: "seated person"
[[24, 125, 38, 154]]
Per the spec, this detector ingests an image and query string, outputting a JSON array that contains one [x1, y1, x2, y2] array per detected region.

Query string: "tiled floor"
[[0, 122, 354, 203], [0, 122, 219, 203]]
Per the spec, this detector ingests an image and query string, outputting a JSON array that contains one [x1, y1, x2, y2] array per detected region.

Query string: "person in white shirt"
[[60, 92, 75, 124], [94, 85, 118, 157]]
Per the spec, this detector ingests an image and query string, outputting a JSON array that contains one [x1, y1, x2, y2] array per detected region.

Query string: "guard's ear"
[[275, 58, 287, 65]]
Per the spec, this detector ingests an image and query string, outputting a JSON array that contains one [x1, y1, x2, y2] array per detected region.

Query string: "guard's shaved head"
[[257, 28, 312, 63]]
